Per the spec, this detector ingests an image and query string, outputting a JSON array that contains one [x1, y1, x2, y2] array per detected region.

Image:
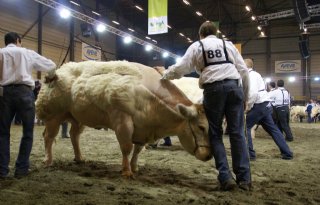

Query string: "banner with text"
[[81, 42, 101, 61], [275, 60, 301, 73], [148, 0, 168, 35]]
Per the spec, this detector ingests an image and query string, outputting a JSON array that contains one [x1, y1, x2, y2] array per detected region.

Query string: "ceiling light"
[[135, 5, 143, 11], [92, 11, 101, 16], [265, 77, 271, 83], [152, 39, 157, 43], [176, 57, 182, 63], [96, 23, 106, 32], [59, 8, 71, 19], [288, 76, 296, 82], [314, 77, 320, 81], [187, 38, 191, 41], [167, 25, 172, 29], [179, 33, 185, 37], [183, 0, 190, 5], [222, 34, 225, 38], [260, 31, 265, 37], [251, 16, 256, 21], [70, 1, 80, 6], [196, 11, 202, 16], [145, 44, 153, 51], [128, 28, 135, 32], [217, 30, 221, 33], [145, 36, 151, 40], [123, 36, 132, 44], [112, 21, 120, 25], [162, 52, 169, 58], [257, 26, 262, 30], [245, 5, 251, 12]]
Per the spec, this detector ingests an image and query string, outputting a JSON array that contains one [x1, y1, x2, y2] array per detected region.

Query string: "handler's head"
[[199, 21, 218, 39]]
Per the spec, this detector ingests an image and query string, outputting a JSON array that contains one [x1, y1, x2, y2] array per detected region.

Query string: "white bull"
[[36, 61, 212, 178], [290, 105, 307, 122]]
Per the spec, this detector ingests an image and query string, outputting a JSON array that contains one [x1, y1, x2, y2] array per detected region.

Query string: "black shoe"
[[61, 134, 70, 138], [286, 138, 293, 142], [14, 172, 29, 179], [160, 143, 172, 146], [220, 179, 237, 191], [250, 157, 256, 161], [238, 181, 252, 191], [281, 156, 293, 160]]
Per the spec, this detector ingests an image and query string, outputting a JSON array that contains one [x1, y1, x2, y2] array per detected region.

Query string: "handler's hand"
[[153, 66, 166, 76], [44, 74, 58, 84]]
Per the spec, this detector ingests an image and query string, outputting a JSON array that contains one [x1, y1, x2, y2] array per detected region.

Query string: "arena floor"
[[0, 122, 319, 205]]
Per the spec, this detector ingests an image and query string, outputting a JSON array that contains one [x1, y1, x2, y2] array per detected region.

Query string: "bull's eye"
[[199, 125, 205, 132]]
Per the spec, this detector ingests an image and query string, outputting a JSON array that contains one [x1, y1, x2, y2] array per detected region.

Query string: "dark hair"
[[269, 81, 276, 88], [277, 79, 284, 87], [198, 21, 217, 38], [4, 32, 21, 46]]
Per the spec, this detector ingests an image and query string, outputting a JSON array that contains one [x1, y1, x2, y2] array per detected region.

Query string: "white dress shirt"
[[0, 44, 56, 89], [162, 35, 249, 100], [247, 68, 271, 110], [269, 87, 290, 107]]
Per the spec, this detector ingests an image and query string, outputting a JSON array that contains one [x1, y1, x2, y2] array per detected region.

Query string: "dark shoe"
[[250, 157, 256, 161], [14, 170, 30, 179], [160, 143, 172, 146], [286, 138, 293, 142], [281, 155, 293, 160], [238, 181, 252, 191], [61, 134, 70, 138], [0, 174, 11, 180], [220, 179, 237, 191]]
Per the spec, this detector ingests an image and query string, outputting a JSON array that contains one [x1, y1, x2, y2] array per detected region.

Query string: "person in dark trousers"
[[0, 32, 56, 179], [267, 81, 277, 123], [244, 59, 293, 161], [306, 99, 314, 123], [156, 21, 251, 191], [269, 80, 294, 142], [61, 122, 70, 138]]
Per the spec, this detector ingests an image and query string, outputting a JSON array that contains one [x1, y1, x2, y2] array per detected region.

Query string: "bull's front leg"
[[114, 116, 134, 178], [43, 120, 60, 166], [69, 121, 85, 164], [130, 144, 144, 173]]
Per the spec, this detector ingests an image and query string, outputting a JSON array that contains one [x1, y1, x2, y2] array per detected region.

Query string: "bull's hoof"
[[42, 159, 53, 167], [131, 165, 139, 173], [73, 158, 85, 164], [122, 171, 135, 179]]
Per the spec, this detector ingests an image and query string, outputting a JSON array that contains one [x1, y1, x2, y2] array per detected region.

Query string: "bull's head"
[[176, 103, 212, 161]]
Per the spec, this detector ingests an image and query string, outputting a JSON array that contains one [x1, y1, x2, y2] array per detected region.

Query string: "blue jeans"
[[0, 85, 35, 176], [203, 79, 251, 184], [246, 102, 293, 159]]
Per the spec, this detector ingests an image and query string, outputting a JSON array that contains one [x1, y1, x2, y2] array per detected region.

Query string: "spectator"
[[0, 32, 56, 179], [244, 59, 293, 161]]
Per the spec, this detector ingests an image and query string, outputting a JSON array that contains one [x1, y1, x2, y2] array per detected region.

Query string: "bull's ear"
[[177, 104, 197, 119]]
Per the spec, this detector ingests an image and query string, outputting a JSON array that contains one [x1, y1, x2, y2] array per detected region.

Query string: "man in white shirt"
[[269, 80, 294, 141], [0, 32, 56, 179], [244, 59, 293, 161], [156, 21, 251, 191]]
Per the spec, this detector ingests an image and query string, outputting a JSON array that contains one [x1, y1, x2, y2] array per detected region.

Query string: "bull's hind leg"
[[69, 119, 85, 164], [114, 115, 134, 178], [43, 120, 60, 166], [130, 144, 144, 173]]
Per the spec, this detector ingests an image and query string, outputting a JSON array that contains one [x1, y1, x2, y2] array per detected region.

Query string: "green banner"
[[148, 0, 168, 35]]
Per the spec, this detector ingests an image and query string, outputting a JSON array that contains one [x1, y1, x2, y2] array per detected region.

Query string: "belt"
[[203, 79, 238, 88], [3, 84, 32, 89]]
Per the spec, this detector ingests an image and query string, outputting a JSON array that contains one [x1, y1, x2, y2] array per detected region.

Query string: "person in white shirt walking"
[[0, 32, 56, 179], [156, 21, 251, 191], [244, 59, 293, 161], [269, 80, 294, 141]]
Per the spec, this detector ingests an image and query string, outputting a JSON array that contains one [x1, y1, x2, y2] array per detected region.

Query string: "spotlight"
[[175, 57, 182, 63], [288, 76, 296, 82], [162, 52, 169, 58], [96, 23, 106, 32], [123, 36, 132, 44], [315, 77, 320, 81], [145, 45, 153, 51], [59, 8, 71, 19]]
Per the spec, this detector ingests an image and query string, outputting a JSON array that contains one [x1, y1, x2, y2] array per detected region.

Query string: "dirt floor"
[[1, 122, 320, 205]]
